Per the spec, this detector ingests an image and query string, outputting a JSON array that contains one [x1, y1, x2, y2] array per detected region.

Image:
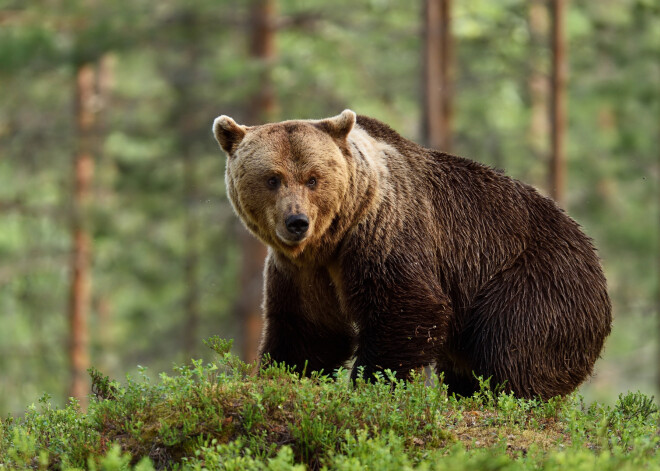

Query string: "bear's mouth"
[[275, 229, 307, 246]]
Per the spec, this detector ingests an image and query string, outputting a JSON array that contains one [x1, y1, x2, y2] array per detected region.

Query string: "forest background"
[[0, 0, 658, 416]]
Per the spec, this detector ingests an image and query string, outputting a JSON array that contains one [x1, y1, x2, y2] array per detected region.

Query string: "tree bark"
[[549, 0, 568, 207], [248, 0, 278, 124], [236, 0, 277, 363], [69, 62, 95, 407], [422, 0, 453, 152], [237, 235, 268, 363]]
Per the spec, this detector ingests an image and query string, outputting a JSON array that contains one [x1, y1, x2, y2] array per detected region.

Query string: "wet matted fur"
[[212, 110, 612, 399]]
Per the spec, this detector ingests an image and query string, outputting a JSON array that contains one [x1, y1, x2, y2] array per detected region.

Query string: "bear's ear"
[[315, 109, 356, 140], [213, 115, 247, 156]]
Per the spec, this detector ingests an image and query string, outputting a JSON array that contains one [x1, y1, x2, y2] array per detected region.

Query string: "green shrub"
[[1, 338, 658, 470]]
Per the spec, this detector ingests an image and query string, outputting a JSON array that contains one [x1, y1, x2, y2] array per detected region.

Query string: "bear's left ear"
[[315, 109, 356, 140], [213, 115, 247, 156]]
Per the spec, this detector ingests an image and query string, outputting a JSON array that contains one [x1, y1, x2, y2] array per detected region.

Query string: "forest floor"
[[1, 337, 659, 470]]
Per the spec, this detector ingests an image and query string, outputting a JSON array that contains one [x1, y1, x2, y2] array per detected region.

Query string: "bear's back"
[[353, 115, 606, 319]]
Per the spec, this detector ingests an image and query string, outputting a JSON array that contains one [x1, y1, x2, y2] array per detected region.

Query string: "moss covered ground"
[[1, 337, 659, 470]]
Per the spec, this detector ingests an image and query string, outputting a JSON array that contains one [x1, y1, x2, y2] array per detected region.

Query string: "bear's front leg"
[[259, 253, 356, 375], [344, 256, 453, 383]]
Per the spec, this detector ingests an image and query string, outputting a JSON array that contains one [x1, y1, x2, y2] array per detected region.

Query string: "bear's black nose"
[[285, 214, 309, 236]]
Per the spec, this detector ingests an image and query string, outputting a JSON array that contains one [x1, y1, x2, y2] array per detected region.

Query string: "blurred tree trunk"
[[528, 0, 549, 186], [422, 0, 453, 152], [249, 0, 278, 124], [69, 62, 96, 407], [549, 0, 567, 207], [236, 0, 277, 363]]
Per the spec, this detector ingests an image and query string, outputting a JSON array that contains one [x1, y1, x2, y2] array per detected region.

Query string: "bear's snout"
[[285, 214, 309, 237]]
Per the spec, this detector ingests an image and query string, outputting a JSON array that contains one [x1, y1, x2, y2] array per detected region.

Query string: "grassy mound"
[[1, 337, 658, 470]]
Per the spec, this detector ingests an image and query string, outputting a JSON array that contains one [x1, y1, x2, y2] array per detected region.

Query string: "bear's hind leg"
[[437, 368, 479, 397], [456, 245, 610, 399]]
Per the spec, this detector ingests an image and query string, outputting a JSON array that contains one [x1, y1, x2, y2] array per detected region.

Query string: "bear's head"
[[213, 110, 357, 260]]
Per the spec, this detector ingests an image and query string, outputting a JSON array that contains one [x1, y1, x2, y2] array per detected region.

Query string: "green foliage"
[[184, 441, 305, 471], [0, 394, 100, 469], [1, 339, 659, 469], [610, 391, 658, 425]]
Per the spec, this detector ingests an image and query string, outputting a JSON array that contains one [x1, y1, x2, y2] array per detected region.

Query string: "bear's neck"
[[343, 125, 391, 225]]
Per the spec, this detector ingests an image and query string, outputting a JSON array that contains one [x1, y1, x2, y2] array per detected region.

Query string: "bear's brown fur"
[[212, 110, 612, 399]]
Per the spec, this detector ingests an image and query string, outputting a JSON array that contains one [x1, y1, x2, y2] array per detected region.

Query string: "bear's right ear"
[[213, 115, 247, 156], [315, 109, 356, 140]]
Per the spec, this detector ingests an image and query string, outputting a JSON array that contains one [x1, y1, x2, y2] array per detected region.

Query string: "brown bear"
[[212, 110, 612, 399]]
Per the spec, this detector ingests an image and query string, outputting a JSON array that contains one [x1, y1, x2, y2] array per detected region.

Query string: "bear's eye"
[[306, 177, 317, 188], [267, 176, 280, 189]]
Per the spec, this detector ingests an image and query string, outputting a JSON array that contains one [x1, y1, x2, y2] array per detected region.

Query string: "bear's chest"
[[326, 260, 347, 312], [289, 261, 351, 328]]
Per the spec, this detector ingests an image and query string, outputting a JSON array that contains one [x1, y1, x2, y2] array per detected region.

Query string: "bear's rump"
[[441, 237, 610, 398]]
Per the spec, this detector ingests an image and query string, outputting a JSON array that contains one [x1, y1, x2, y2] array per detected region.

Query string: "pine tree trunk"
[[237, 235, 268, 363], [69, 62, 95, 407], [550, 0, 567, 207], [248, 0, 278, 124], [236, 0, 277, 363], [422, 0, 453, 152]]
